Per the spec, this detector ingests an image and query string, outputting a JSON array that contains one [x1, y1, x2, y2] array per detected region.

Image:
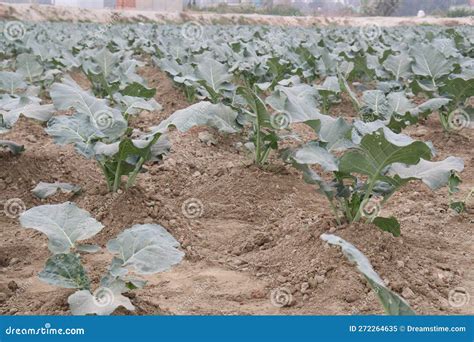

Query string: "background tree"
[[361, 0, 401, 16]]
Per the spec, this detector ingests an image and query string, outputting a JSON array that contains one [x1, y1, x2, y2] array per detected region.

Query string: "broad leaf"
[[389, 157, 465, 190], [361, 90, 391, 119], [38, 253, 90, 289], [321, 234, 415, 315], [195, 57, 233, 97], [0, 140, 24, 155], [383, 53, 412, 81], [341, 129, 432, 188], [0, 71, 26, 94], [292, 142, 338, 172], [68, 288, 134, 316], [107, 224, 184, 275], [20, 202, 104, 254], [411, 45, 453, 83], [32, 182, 81, 199], [16, 53, 43, 83], [121, 82, 156, 99], [373, 216, 401, 237], [154, 101, 240, 134]]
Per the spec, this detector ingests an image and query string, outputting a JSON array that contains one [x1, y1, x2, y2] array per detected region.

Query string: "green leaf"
[[107, 224, 184, 275], [321, 234, 416, 315], [195, 57, 233, 98], [118, 95, 161, 116], [292, 142, 339, 172], [19, 202, 104, 254], [32, 182, 81, 199], [38, 253, 90, 290], [68, 288, 135, 316], [0, 140, 24, 155], [411, 45, 453, 82], [387, 92, 415, 115], [154, 101, 240, 134], [383, 52, 412, 81], [92, 47, 120, 79], [16, 53, 44, 83], [450, 202, 466, 214], [389, 157, 465, 190], [121, 82, 156, 99], [266, 83, 324, 123], [50, 77, 127, 140], [373, 217, 401, 237], [361, 90, 391, 120], [340, 129, 432, 186], [0, 71, 26, 94]]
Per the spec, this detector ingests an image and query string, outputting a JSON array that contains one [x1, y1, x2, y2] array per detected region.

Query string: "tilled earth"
[[0, 67, 473, 316]]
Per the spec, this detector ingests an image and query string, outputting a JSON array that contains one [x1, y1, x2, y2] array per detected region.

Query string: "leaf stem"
[[126, 157, 146, 190]]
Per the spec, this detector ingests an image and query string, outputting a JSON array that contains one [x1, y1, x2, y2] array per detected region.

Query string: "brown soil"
[[1, 64, 473, 316]]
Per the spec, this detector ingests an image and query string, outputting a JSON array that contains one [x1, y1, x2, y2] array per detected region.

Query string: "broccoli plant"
[[20, 202, 184, 316], [47, 77, 241, 191], [448, 173, 473, 214], [286, 120, 464, 236], [0, 70, 55, 154], [82, 47, 155, 102], [46, 76, 164, 192]]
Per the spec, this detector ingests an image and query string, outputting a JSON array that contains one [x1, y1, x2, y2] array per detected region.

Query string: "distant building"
[[1, 0, 184, 11], [54, 0, 105, 9], [135, 0, 183, 11]]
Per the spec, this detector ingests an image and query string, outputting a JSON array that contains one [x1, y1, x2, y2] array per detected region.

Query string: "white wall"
[[136, 0, 183, 11], [54, 0, 105, 9]]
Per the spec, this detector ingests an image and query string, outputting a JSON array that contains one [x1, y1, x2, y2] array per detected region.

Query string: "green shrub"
[[447, 6, 474, 17]]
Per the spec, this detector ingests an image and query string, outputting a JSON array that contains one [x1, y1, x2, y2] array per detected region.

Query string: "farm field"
[[0, 17, 473, 317]]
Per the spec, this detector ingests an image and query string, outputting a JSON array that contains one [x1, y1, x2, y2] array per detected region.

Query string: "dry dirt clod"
[[402, 287, 415, 299], [0, 292, 8, 303], [198, 131, 217, 146], [8, 281, 19, 292]]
